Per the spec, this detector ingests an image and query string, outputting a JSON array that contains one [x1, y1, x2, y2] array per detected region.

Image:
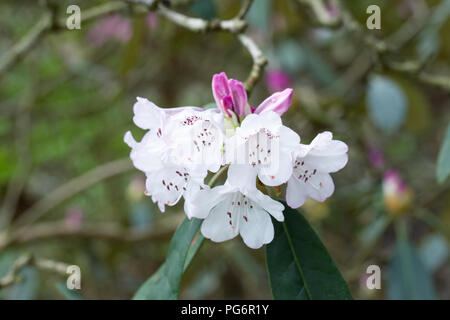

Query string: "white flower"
[[165, 107, 225, 173], [286, 131, 348, 209], [187, 165, 285, 249], [225, 111, 300, 187], [145, 165, 206, 212], [124, 97, 217, 212]]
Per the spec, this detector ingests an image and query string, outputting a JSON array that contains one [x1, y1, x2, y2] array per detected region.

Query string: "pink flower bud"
[[383, 170, 413, 215], [228, 79, 248, 116], [253, 88, 293, 116]]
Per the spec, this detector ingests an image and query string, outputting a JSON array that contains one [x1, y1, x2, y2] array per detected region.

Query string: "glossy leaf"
[[133, 217, 202, 300], [266, 206, 352, 300]]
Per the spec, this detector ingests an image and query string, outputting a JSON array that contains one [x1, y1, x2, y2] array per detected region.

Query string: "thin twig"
[[0, 14, 52, 77], [238, 34, 268, 94], [0, 254, 70, 290], [14, 159, 133, 227], [0, 217, 182, 253]]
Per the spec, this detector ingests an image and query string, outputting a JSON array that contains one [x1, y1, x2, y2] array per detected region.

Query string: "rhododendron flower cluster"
[[124, 72, 348, 249]]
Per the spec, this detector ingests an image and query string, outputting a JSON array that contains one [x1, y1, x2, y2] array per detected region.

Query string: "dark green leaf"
[[266, 206, 352, 300], [133, 217, 202, 300]]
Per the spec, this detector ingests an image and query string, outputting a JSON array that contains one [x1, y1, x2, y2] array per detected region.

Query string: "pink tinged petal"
[[228, 79, 248, 116], [254, 88, 293, 116], [239, 207, 274, 249], [222, 95, 233, 117], [212, 72, 230, 114]]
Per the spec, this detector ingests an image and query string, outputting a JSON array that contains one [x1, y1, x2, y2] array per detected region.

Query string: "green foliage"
[[133, 218, 203, 300], [266, 206, 352, 300]]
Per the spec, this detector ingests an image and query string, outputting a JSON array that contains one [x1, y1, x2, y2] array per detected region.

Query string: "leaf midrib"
[[281, 221, 313, 300]]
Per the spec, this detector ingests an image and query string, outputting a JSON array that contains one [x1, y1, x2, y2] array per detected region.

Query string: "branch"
[[157, 3, 247, 33], [296, 0, 341, 27], [0, 14, 52, 77], [0, 254, 70, 290], [0, 217, 182, 253], [238, 34, 268, 94], [14, 158, 133, 227]]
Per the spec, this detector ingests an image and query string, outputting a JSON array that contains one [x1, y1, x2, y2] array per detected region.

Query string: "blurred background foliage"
[[0, 0, 449, 299]]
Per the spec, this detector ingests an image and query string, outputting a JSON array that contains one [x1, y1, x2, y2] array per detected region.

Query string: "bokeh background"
[[0, 0, 449, 299]]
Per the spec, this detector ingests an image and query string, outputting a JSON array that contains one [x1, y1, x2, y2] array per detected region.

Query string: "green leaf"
[[266, 206, 352, 300], [133, 217, 202, 300], [366, 75, 407, 134], [388, 226, 437, 300], [436, 123, 450, 184]]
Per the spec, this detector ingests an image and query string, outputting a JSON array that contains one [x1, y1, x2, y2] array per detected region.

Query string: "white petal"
[[280, 125, 301, 150], [258, 150, 293, 186], [166, 109, 224, 172], [201, 194, 239, 243], [146, 166, 201, 211], [306, 152, 348, 173], [227, 164, 257, 191], [239, 207, 274, 249], [187, 185, 232, 219], [124, 131, 137, 149], [248, 190, 285, 222], [286, 176, 308, 208], [133, 97, 164, 130], [127, 131, 165, 172], [237, 111, 282, 138], [305, 172, 335, 202]]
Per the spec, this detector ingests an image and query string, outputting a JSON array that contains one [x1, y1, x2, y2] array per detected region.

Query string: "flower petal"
[[133, 97, 164, 130], [248, 190, 285, 222], [212, 72, 230, 114], [228, 79, 248, 116], [227, 164, 258, 191], [239, 207, 274, 249], [201, 194, 239, 243], [258, 149, 293, 186], [254, 88, 293, 116], [286, 176, 308, 208]]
